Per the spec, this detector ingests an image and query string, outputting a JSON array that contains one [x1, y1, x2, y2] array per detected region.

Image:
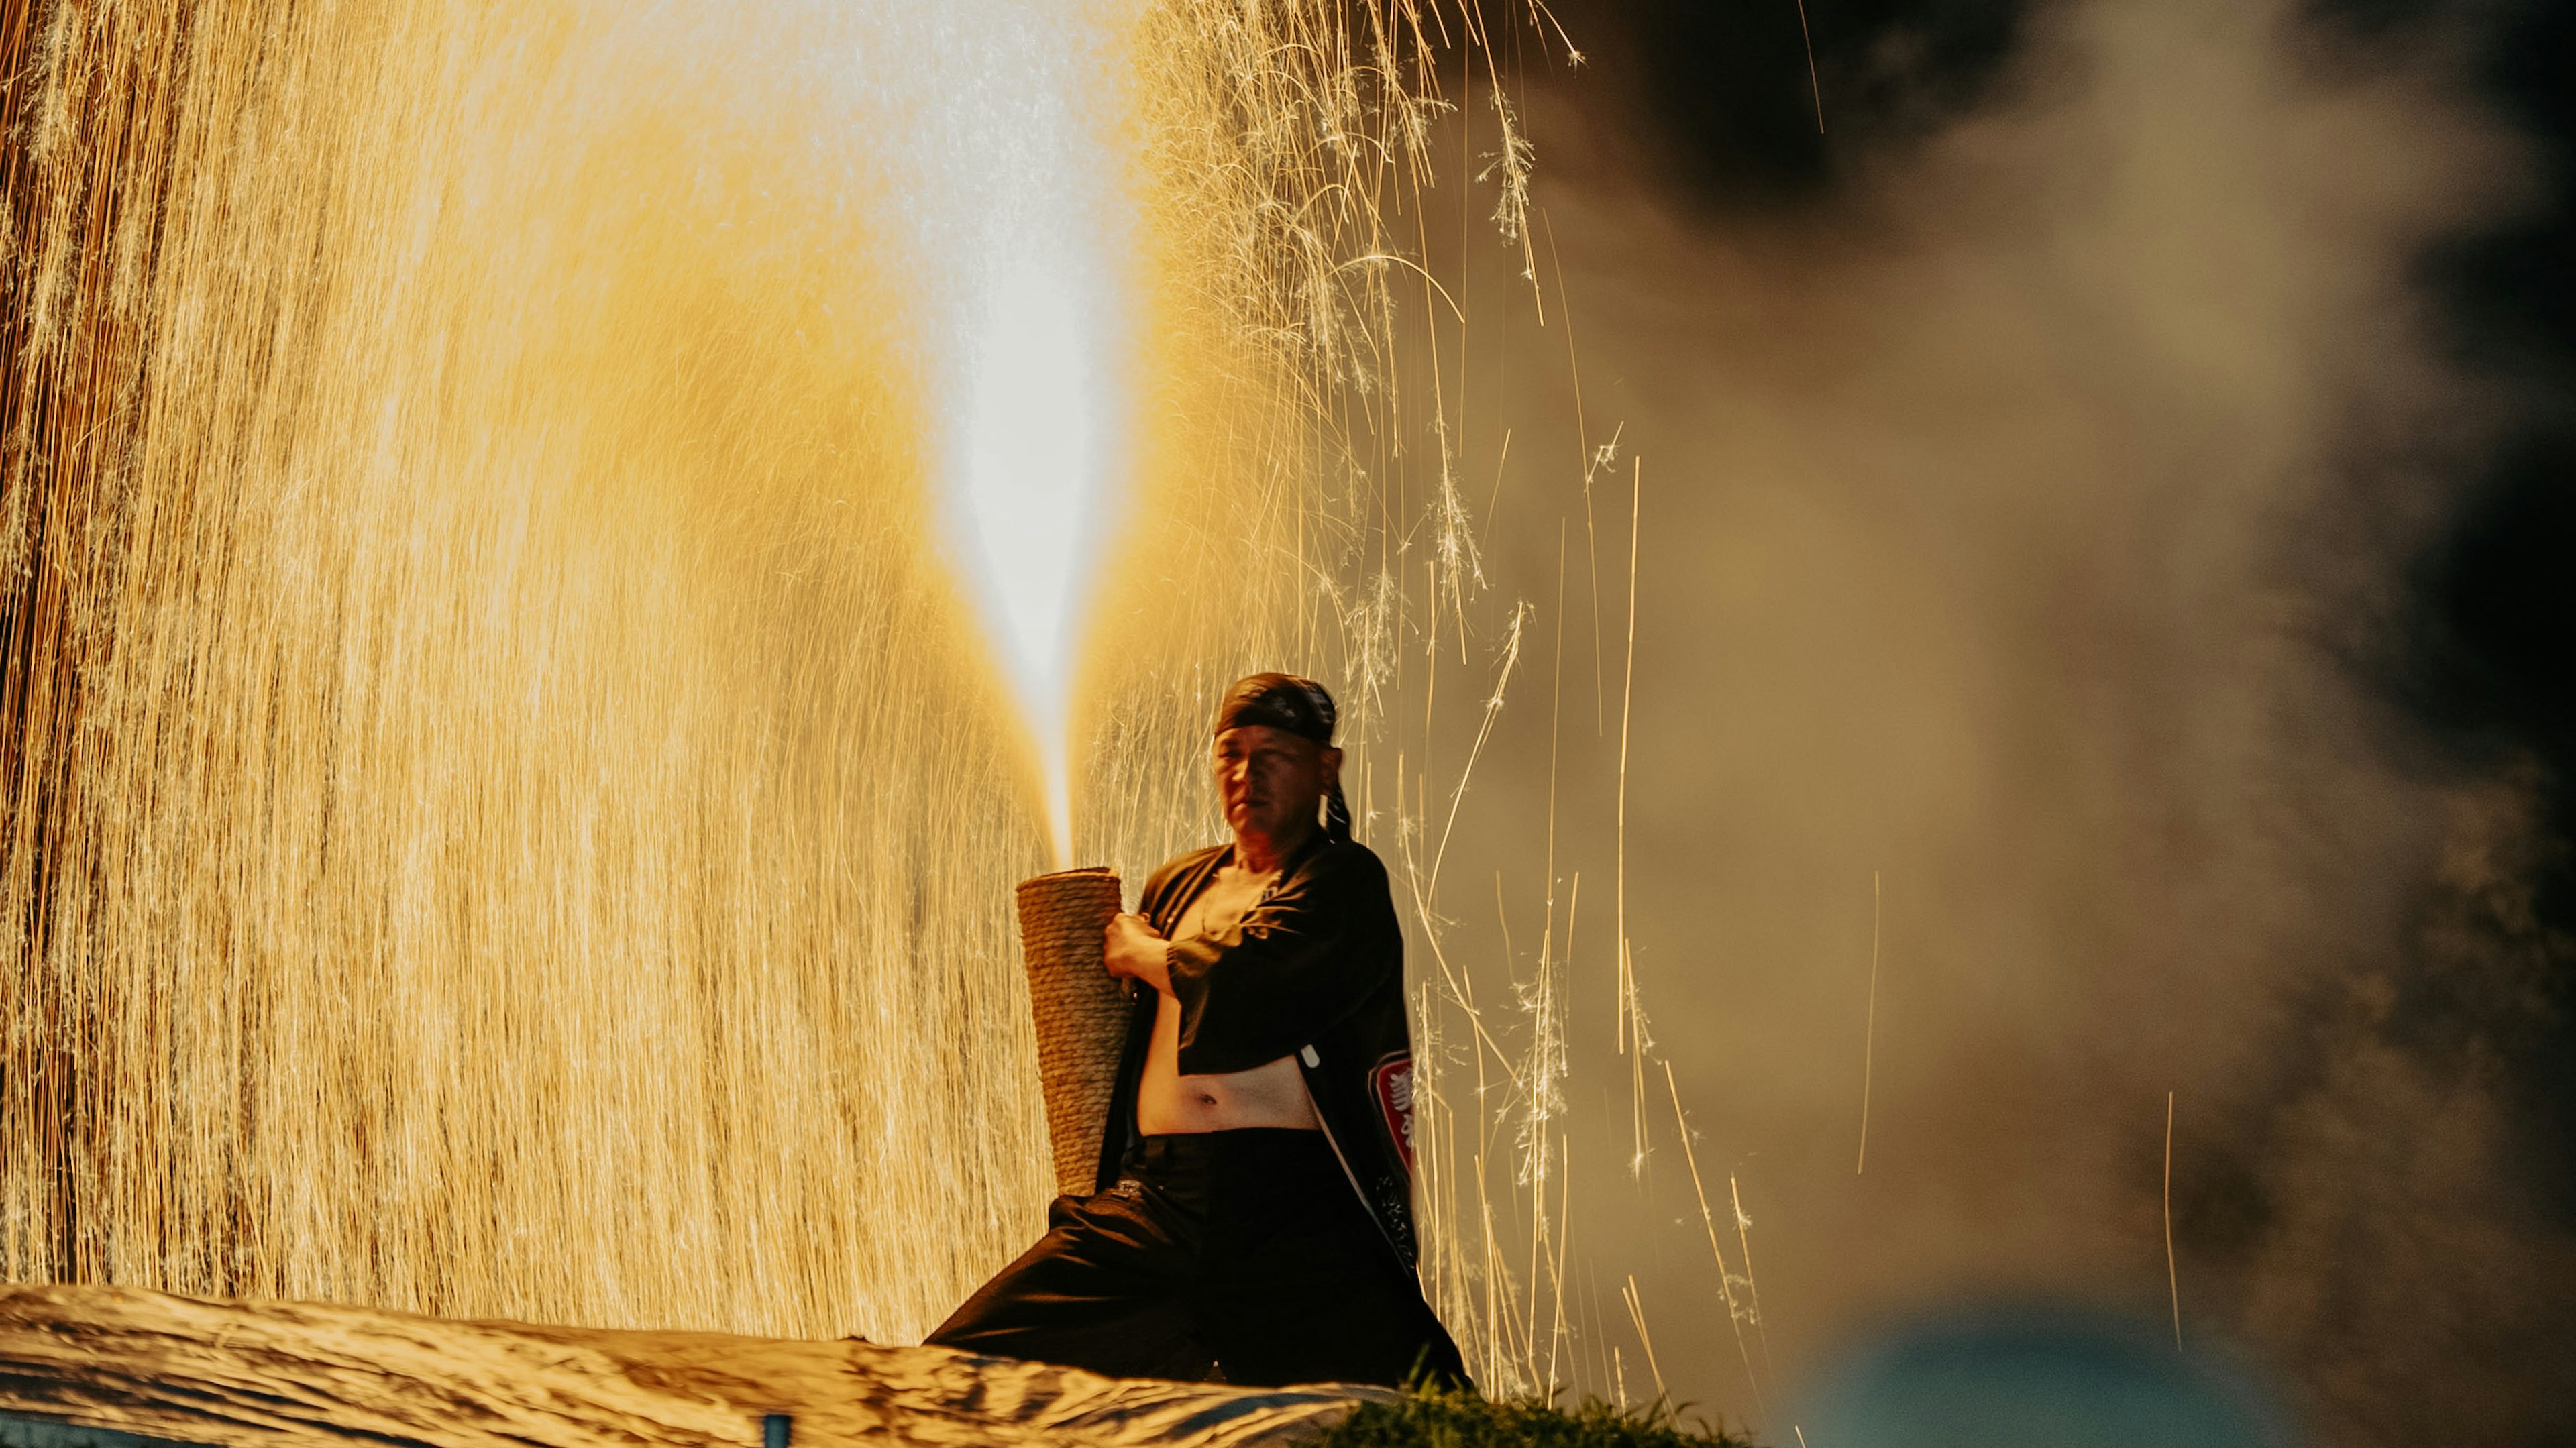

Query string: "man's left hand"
[[1103, 912, 1171, 995]]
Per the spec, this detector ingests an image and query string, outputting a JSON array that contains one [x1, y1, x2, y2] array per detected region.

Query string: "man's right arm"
[[1104, 912, 1171, 994]]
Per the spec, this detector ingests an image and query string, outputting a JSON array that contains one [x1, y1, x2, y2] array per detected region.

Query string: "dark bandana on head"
[[1214, 672, 1352, 844]]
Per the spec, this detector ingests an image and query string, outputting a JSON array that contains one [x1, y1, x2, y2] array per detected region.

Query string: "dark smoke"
[[1408, 1, 2576, 1442], [1591, 0, 2033, 201]]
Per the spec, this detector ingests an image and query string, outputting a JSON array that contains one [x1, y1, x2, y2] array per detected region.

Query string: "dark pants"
[[927, 1129, 1468, 1389]]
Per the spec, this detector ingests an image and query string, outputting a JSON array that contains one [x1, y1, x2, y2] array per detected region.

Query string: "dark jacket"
[[1091, 836, 1424, 1270]]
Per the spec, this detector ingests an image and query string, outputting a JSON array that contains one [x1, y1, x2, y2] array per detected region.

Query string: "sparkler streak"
[[1729, 1173, 1776, 1379], [1615, 457, 1647, 1174], [1858, 870, 1882, 1174], [1664, 1059, 1766, 1418], [1620, 1273, 1667, 1404], [2165, 1090, 2182, 1351]]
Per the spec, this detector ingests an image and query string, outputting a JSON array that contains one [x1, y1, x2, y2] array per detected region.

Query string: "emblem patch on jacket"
[[1371, 1052, 1415, 1170]]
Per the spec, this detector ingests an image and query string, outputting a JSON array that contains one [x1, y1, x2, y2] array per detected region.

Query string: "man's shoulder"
[[1282, 839, 1397, 924], [1297, 837, 1389, 887], [1140, 845, 1229, 905], [1289, 840, 1401, 950]]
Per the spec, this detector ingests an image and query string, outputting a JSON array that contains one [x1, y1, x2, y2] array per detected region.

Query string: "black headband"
[[1213, 672, 1352, 844], [1212, 672, 1338, 746]]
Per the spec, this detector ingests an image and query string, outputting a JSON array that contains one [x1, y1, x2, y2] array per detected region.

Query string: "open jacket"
[[1092, 836, 1424, 1271]]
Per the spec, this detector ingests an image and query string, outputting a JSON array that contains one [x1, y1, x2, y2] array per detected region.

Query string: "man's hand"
[[1103, 912, 1171, 995]]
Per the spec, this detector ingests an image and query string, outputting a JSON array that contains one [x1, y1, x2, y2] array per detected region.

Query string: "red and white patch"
[[1371, 1053, 1415, 1170]]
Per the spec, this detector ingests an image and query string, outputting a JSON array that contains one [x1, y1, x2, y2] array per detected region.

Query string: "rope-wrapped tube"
[[1015, 866, 1128, 1196]]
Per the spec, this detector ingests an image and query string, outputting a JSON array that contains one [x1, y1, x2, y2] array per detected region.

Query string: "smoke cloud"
[[1403, 0, 2575, 1440]]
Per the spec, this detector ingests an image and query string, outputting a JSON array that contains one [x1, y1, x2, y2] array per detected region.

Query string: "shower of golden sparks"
[[0, 0, 1758, 1415]]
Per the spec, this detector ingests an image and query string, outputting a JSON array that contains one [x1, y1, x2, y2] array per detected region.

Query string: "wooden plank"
[[0, 1285, 1385, 1448]]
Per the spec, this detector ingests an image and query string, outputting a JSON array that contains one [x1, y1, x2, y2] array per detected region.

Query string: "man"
[[928, 673, 1468, 1389]]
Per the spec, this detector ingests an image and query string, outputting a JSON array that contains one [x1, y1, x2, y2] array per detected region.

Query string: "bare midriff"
[[1134, 859, 1321, 1135]]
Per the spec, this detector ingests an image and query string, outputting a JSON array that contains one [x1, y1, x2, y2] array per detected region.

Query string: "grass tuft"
[[1320, 1388, 1762, 1448]]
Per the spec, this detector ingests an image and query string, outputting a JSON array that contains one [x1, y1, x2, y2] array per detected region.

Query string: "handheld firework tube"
[[1014, 866, 1128, 1196]]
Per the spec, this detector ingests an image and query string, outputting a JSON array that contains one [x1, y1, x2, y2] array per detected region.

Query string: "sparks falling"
[[1, 0, 1698, 1407]]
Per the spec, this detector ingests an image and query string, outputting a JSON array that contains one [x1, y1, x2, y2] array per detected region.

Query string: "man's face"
[[1214, 725, 1339, 844]]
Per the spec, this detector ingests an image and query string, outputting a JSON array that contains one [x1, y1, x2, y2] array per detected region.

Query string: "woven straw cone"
[[1016, 867, 1128, 1196]]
